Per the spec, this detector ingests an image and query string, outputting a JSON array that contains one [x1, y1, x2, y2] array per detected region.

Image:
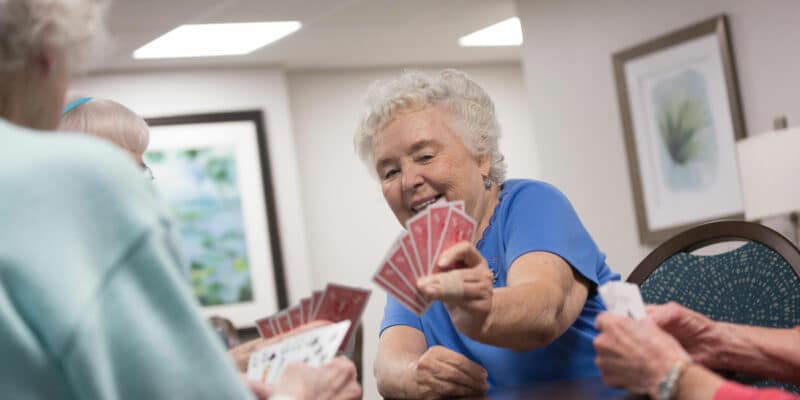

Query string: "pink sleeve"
[[713, 381, 800, 400]]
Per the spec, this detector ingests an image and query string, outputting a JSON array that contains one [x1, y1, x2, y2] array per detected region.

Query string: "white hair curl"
[[354, 69, 507, 184], [60, 96, 150, 156], [0, 0, 106, 72]]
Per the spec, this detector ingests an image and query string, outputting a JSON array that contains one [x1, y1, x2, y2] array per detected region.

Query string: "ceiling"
[[92, 0, 521, 73]]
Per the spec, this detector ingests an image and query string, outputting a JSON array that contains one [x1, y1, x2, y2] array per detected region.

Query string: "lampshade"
[[736, 126, 800, 220]]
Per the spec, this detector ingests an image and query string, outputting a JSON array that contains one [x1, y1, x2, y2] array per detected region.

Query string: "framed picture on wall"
[[145, 110, 287, 327], [613, 15, 747, 245]]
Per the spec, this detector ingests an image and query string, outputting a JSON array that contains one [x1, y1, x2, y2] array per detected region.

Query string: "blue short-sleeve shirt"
[[380, 179, 620, 388]]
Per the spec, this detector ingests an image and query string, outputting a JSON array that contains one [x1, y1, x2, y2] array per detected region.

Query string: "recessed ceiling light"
[[458, 17, 522, 47], [133, 21, 302, 59]]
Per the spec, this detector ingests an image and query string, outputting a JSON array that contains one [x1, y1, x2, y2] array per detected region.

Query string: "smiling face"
[[372, 106, 493, 228]]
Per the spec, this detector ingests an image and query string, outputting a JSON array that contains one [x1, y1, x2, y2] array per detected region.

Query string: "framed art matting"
[[145, 110, 288, 327], [613, 15, 746, 244]]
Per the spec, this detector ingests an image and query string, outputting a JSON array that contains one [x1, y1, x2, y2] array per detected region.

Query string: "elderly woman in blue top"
[[354, 69, 620, 399]]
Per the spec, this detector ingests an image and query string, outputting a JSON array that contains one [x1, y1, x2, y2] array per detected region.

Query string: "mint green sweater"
[[0, 119, 253, 399]]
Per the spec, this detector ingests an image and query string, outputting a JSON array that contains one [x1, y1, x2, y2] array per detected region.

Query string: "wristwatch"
[[657, 358, 691, 400]]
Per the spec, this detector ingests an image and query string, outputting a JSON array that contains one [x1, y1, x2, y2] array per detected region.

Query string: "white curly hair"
[[60, 96, 150, 157], [354, 69, 507, 184], [0, 0, 106, 72]]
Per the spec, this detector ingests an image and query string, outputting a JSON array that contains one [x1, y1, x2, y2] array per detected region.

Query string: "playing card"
[[255, 316, 279, 339], [427, 202, 452, 273], [301, 297, 313, 324], [288, 305, 304, 328], [246, 347, 283, 383], [276, 310, 293, 332], [375, 258, 426, 303], [247, 321, 351, 384], [387, 244, 423, 296], [283, 320, 350, 367], [311, 290, 324, 320], [406, 211, 430, 277], [401, 234, 424, 279], [314, 283, 371, 351], [431, 208, 476, 274], [598, 281, 646, 320], [373, 273, 427, 315]]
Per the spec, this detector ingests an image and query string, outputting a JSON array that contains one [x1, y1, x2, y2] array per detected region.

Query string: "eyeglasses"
[[141, 163, 154, 180]]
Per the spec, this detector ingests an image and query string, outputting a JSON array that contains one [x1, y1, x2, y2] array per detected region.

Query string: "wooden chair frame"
[[627, 220, 800, 284]]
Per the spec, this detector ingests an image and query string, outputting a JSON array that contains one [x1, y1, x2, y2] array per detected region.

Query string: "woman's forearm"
[[375, 352, 418, 399], [375, 359, 416, 399], [675, 364, 726, 400], [375, 327, 426, 398], [711, 324, 800, 384], [475, 282, 581, 351]]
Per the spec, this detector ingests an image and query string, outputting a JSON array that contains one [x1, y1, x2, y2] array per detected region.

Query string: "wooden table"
[[481, 376, 645, 400]]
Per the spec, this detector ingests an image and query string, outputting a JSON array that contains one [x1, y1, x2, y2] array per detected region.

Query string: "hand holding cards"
[[598, 281, 646, 320], [372, 199, 476, 315], [248, 283, 370, 385], [255, 283, 370, 353], [246, 320, 351, 384]]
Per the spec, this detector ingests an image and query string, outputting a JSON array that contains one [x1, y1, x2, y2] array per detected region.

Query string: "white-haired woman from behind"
[[357, 69, 620, 398], [60, 95, 154, 178], [0, 1, 359, 399]]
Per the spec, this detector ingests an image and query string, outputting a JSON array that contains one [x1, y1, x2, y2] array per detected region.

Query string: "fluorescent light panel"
[[134, 21, 301, 59], [459, 17, 522, 47]]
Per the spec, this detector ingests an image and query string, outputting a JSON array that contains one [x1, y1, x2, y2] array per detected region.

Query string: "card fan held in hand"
[[372, 199, 476, 315]]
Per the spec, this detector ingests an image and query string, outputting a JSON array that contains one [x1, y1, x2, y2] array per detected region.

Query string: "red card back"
[[314, 283, 371, 351]]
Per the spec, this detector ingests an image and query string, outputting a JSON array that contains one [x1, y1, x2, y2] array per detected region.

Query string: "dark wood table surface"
[[462, 376, 645, 400]]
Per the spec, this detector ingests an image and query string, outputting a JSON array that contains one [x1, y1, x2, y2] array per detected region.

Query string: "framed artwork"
[[613, 15, 746, 245], [145, 110, 287, 327]]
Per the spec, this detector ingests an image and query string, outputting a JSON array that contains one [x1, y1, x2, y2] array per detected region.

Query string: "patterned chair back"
[[628, 221, 800, 392]]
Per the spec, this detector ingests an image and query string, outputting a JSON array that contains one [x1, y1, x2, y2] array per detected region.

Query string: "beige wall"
[[73, 68, 315, 308], [515, 0, 800, 278]]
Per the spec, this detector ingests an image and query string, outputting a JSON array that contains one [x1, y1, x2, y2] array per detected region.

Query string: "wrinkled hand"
[[271, 356, 361, 400], [646, 302, 723, 368], [228, 320, 329, 372], [241, 373, 272, 400], [410, 346, 489, 400], [417, 242, 494, 339], [594, 313, 690, 398]]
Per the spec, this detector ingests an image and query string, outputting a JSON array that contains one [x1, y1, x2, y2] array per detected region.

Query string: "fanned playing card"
[[373, 261, 429, 315], [311, 290, 324, 319], [314, 283, 371, 351], [276, 311, 293, 333], [374, 199, 478, 315], [288, 305, 304, 328], [255, 316, 279, 339], [387, 244, 422, 295], [401, 234, 424, 279], [427, 203, 452, 274], [246, 320, 351, 384], [406, 212, 430, 275], [300, 297, 313, 324], [431, 208, 476, 274]]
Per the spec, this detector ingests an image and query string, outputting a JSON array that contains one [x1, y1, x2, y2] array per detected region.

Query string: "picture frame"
[[613, 15, 747, 245], [145, 110, 288, 327]]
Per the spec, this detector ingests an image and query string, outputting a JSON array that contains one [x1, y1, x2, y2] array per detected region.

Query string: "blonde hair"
[[60, 96, 150, 156], [354, 69, 506, 184]]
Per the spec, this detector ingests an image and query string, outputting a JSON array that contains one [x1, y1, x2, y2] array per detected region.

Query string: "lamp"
[[736, 116, 800, 243]]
